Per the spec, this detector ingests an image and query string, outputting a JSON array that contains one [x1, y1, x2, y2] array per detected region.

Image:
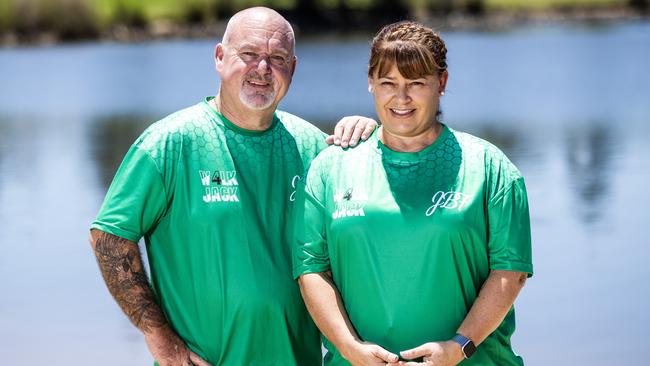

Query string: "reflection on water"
[[0, 22, 649, 366], [90, 115, 153, 189], [0, 118, 5, 200], [458, 122, 526, 161], [565, 123, 614, 224]]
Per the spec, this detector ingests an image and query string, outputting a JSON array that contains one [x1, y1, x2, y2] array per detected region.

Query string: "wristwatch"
[[452, 333, 477, 359]]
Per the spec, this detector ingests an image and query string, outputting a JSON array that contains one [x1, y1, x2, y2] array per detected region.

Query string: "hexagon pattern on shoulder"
[[134, 105, 227, 171]]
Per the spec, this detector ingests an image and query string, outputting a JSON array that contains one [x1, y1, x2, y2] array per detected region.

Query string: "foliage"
[[0, 0, 640, 42]]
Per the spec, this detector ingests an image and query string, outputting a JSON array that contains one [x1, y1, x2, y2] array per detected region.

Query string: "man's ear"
[[290, 55, 297, 77], [215, 43, 224, 73]]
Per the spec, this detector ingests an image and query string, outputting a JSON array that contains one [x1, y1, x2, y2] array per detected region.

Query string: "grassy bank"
[[1, 0, 648, 45]]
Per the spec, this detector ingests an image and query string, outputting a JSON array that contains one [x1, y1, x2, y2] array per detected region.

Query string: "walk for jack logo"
[[200, 170, 239, 202], [332, 187, 367, 219]]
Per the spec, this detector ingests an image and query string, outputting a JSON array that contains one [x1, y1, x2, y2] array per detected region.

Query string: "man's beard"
[[239, 72, 276, 110]]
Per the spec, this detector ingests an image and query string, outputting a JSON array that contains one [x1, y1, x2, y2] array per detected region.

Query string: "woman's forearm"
[[298, 272, 359, 358], [457, 270, 528, 345]]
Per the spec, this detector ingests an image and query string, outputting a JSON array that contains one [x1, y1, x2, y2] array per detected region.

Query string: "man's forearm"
[[457, 270, 527, 345], [90, 229, 167, 334]]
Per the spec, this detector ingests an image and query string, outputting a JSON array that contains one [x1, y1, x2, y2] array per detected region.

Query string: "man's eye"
[[270, 55, 287, 65], [241, 52, 258, 60]]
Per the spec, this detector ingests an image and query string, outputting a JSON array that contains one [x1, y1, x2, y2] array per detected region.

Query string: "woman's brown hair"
[[368, 21, 447, 79]]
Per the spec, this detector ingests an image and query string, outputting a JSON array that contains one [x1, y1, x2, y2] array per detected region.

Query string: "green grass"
[[485, 0, 627, 9], [92, 0, 299, 25], [0, 1, 12, 32]]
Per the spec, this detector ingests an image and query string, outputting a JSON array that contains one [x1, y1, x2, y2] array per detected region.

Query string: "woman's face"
[[369, 63, 447, 138]]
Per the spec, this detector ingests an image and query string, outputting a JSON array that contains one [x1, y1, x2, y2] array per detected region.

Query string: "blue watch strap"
[[452, 333, 476, 359]]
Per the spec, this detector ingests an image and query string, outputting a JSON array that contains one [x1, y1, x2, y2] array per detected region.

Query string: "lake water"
[[0, 21, 649, 365]]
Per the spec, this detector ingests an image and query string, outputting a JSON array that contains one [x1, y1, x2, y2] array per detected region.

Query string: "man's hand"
[[145, 325, 212, 366], [327, 115, 378, 148], [387, 341, 463, 366], [341, 340, 399, 366]]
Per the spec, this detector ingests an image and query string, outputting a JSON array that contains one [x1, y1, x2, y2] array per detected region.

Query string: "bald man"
[[90, 7, 375, 366]]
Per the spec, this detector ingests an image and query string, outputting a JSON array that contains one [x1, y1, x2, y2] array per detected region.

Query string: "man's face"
[[215, 15, 296, 112]]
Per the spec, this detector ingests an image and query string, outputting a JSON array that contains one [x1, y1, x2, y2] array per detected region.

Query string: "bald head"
[[214, 6, 298, 126], [222, 7, 295, 52]]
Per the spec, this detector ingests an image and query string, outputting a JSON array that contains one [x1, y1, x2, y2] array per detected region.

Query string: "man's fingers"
[[361, 120, 376, 140], [332, 120, 346, 145], [339, 119, 356, 148], [348, 124, 364, 147], [333, 116, 377, 147], [400, 344, 431, 359], [325, 135, 336, 145], [189, 351, 212, 366], [372, 346, 399, 363]]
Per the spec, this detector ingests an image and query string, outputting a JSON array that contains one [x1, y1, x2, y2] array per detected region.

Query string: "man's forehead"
[[231, 28, 293, 45], [239, 16, 292, 35], [237, 39, 291, 52]]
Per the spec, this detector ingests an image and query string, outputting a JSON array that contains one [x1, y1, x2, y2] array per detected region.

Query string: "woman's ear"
[[438, 71, 449, 95]]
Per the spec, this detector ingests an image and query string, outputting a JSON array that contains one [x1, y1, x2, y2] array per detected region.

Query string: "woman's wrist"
[[443, 340, 466, 364], [338, 336, 363, 361]]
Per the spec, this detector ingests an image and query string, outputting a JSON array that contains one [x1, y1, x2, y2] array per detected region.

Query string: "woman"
[[293, 21, 532, 366]]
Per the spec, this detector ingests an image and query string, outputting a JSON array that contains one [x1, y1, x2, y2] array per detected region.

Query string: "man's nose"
[[256, 55, 271, 73]]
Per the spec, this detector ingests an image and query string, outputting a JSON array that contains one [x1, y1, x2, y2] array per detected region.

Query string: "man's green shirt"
[[294, 125, 533, 366], [92, 97, 327, 365]]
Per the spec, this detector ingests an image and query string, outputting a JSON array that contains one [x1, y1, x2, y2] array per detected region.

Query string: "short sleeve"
[[91, 145, 168, 242], [487, 177, 533, 277], [292, 158, 331, 278]]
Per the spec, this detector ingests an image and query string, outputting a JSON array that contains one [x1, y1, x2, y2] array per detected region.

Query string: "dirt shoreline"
[[1, 7, 647, 47]]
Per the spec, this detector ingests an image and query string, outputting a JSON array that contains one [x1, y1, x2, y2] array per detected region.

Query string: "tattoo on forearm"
[[93, 232, 167, 333]]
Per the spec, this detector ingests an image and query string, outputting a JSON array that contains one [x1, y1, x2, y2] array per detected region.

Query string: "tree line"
[[1, 0, 647, 44]]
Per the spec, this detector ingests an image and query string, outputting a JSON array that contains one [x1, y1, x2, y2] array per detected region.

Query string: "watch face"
[[463, 341, 477, 358]]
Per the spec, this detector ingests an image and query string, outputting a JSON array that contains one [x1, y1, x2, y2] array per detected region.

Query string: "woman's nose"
[[395, 85, 410, 102]]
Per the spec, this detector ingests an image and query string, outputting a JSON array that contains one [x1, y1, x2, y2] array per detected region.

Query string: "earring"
[[440, 91, 445, 96]]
